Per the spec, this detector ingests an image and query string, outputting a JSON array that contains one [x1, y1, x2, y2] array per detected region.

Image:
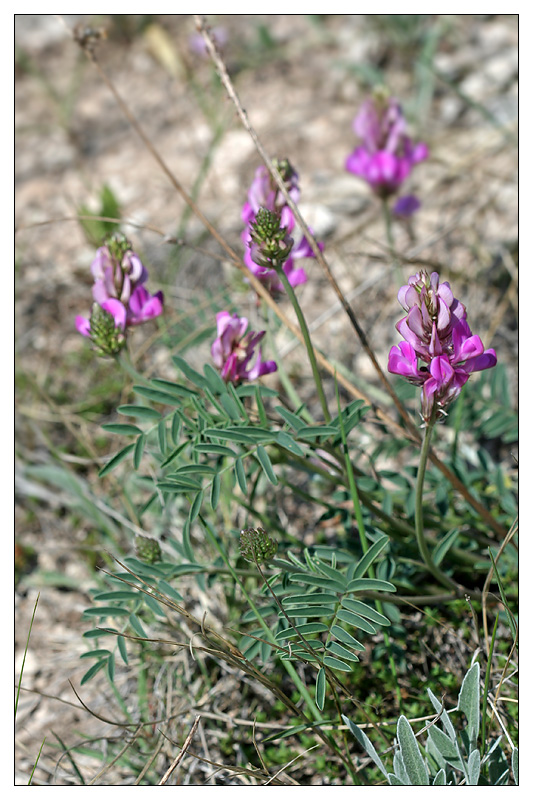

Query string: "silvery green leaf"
[[388, 774, 405, 785], [426, 734, 446, 773], [466, 749, 481, 785], [458, 661, 480, 751], [342, 715, 388, 778], [393, 749, 410, 785], [511, 748, 518, 784], [397, 715, 429, 785], [427, 687, 456, 741], [432, 768, 447, 785], [427, 726, 463, 771]]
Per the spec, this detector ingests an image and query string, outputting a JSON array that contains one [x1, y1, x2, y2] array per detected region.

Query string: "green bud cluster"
[[88, 303, 126, 356], [240, 527, 278, 565], [249, 208, 293, 269], [105, 232, 132, 264], [135, 534, 162, 564]]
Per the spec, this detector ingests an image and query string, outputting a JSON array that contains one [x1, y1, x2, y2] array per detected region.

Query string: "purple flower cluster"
[[211, 311, 277, 384], [388, 271, 497, 423], [346, 91, 428, 214], [76, 235, 164, 354], [241, 161, 322, 295]]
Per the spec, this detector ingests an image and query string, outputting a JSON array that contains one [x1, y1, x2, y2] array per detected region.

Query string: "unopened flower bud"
[[86, 302, 126, 356], [249, 208, 293, 268], [240, 527, 278, 565], [135, 535, 162, 564]]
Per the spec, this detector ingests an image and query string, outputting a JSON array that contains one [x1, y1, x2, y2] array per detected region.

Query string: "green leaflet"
[[315, 667, 326, 711], [98, 443, 136, 477]]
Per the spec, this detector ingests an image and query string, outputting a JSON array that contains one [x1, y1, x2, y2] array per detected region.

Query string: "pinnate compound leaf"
[[397, 715, 429, 785], [342, 714, 388, 778]]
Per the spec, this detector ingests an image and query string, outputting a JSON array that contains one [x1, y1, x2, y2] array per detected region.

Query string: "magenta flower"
[[346, 93, 428, 200], [211, 311, 277, 384], [91, 240, 148, 305], [388, 270, 496, 423], [126, 285, 164, 326]]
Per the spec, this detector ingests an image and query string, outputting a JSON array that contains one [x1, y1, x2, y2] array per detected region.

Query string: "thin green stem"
[[264, 305, 314, 422], [274, 266, 331, 423], [415, 417, 460, 593], [115, 350, 150, 386], [481, 613, 499, 757]]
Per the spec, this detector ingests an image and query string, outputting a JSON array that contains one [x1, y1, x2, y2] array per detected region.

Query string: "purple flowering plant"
[[64, 22, 516, 781]]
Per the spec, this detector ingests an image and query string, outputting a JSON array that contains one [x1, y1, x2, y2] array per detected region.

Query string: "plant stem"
[[115, 350, 150, 386], [275, 266, 331, 423], [415, 416, 460, 593], [264, 305, 314, 422]]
